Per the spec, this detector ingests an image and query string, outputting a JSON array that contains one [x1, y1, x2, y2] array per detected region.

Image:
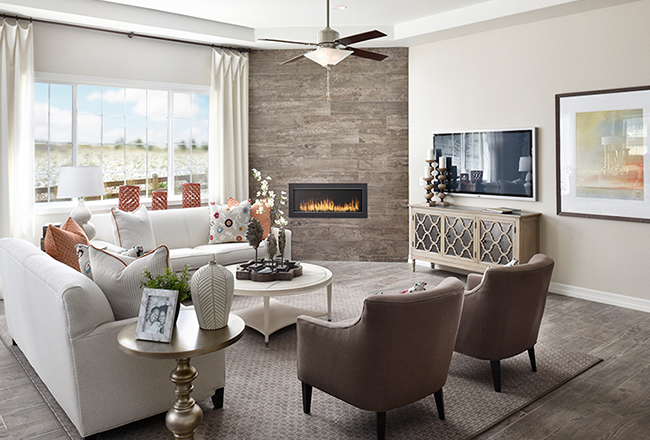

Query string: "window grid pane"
[[173, 92, 209, 196], [35, 82, 207, 203]]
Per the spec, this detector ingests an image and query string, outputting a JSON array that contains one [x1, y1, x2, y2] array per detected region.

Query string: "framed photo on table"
[[135, 288, 178, 343], [556, 85, 650, 223]]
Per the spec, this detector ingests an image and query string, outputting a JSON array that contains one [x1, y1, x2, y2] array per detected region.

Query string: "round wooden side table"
[[118, 309, 244, 439]]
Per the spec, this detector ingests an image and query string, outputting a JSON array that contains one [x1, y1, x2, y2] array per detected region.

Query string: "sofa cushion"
[[208, 201, 251, 244], [89, 244, 170, 320], [44, 217, 90, 272], [110, 205, 156, 252], [148, 206, 210, 249], [228, 197, 271, 239], [173, 242, 264, 270]]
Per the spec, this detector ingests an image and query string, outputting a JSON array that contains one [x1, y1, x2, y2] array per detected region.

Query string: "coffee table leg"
[[327, 283, 332, 322], [264, 296, 270, 347], [165, 357, 203, 439]]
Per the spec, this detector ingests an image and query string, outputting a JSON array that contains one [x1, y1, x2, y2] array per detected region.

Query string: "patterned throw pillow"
[[89, 245, 169, 320], [208, 200, 251, 244], [228, 197, 271, 239], [76, 244, 144, 280], [44, 217, 90, 272]]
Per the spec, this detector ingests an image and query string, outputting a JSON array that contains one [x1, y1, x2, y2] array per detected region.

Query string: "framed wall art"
[[556, 85, 650, 222]]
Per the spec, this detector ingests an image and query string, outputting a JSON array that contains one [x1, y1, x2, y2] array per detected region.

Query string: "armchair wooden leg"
[[528, 347, 537, 372], [376, 411, 386, 440], [490, 360, 501, 392], [211, 387, 224, 409], [302, 382, 312, 414], [433, 388, 445, 420]]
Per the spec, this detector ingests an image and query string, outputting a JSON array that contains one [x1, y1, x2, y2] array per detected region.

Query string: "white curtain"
[[0, 20, 34, 240], [208, 48, 249, 204], [0, 20, 34, 299]]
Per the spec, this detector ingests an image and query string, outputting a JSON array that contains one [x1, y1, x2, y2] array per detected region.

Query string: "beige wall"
[[409, 0, 650, 302], [34, 22, 211, 85]]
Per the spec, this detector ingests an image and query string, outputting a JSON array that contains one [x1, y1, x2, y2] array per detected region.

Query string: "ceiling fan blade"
[[349, 47, 388, 62], [335, 30, 387, 46], [281, 53, 307, 65], [259, 38, 317, 47]]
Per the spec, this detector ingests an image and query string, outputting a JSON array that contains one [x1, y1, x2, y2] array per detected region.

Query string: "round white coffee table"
[[226, 262, 333, 346]]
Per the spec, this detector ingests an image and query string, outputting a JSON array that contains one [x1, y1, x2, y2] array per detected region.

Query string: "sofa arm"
[[271, 227, 292, 261], [0, 238, 115, 341], [67, 312, 224, 436]]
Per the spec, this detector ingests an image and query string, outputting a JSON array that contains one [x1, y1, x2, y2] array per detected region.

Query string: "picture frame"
[[135, 288, 179, 343], [556, 85, 650, 222]]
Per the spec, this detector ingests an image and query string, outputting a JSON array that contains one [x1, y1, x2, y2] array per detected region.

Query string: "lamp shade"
[[304, 47, 353, 67], [57, 166, 106, 198], [518, 156, 532, 173]]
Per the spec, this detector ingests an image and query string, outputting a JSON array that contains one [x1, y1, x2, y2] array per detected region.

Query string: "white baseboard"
[[550, 282, 650, 313], [413, 259, 650, 313]]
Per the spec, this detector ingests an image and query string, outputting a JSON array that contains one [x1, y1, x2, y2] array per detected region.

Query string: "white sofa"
[[0, 238, 224, 438], [0, 207, 289, 438], [91, 206, 292, 271]]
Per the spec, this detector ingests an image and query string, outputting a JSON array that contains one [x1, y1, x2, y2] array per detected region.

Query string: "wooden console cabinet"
[[410, 204, 540, 273]]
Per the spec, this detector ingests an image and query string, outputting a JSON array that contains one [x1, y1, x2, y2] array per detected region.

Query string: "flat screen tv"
[[432, 127, 536, 201]]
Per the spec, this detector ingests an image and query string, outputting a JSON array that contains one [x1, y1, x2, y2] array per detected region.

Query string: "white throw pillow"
[[76, 244, 144, 280], [208, 200, 251, 244], [90, 245, 170, 320], [110, 205, 156, 252]]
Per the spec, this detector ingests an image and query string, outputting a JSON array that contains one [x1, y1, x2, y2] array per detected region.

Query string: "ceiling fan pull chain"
[[326, 65, 331, 102]]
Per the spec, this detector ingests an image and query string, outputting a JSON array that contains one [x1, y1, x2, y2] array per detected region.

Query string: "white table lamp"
[[518, 156, 532, 195], [57, 166, 106, 240]]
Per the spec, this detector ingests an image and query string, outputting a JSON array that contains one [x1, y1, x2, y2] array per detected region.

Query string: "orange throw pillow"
[[228, 197, 271, 239], [44, 217, 90, 271]]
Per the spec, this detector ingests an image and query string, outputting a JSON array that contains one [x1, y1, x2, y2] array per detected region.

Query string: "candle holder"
[[435, 166, 451, 206], [424, 159, 436, 206]]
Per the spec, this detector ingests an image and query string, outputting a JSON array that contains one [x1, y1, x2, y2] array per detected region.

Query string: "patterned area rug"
[[0, 263, 602, 439]]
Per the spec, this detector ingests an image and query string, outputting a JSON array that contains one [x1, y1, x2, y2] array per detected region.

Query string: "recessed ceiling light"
[[332, 5, 347, 10]]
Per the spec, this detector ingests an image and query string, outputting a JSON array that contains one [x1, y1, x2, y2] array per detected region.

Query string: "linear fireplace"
[[288, 183, 368, 218]]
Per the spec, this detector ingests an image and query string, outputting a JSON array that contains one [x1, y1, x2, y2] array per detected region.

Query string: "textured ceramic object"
[[191, 261, 234, 330]]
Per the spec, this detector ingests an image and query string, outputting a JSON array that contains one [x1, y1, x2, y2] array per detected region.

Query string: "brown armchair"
[[297, 277, 465, 440], [454, 253, 555, 392]]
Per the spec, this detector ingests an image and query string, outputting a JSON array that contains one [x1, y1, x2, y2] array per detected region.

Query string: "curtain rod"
[[2, 13, 252, 53]]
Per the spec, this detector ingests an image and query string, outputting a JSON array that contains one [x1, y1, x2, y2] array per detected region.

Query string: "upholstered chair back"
[[454, 253, 555, 361], [297, 277, 465, 412]]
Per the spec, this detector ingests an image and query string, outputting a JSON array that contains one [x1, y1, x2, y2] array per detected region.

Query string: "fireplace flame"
[[299, 197, 360, 213]]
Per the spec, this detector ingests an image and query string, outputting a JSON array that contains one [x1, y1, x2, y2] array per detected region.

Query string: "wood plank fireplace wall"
[[248, 47, 408, 262]]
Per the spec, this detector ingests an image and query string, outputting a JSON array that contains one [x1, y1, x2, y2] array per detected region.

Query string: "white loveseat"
[[0, 238, 225, 438], [91, 205, 292, 271]]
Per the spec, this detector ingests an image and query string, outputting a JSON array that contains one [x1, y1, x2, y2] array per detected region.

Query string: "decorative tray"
[[236, 261, 303, 282]]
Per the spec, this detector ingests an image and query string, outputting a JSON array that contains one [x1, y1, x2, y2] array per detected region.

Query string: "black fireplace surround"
[[288, 183, 368, 218]]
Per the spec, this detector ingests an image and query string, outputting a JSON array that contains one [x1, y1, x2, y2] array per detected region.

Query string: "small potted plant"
[[140, 265, 192, 322]]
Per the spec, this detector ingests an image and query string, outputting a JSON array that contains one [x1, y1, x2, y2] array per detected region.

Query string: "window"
[[34, 79, 209, 203]]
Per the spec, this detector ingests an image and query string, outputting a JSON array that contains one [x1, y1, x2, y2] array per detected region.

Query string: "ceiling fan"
[[260, 0, 388, 99]]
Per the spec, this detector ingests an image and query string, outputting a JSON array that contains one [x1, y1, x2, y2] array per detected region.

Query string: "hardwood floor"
[[1, 262, 649, 439]]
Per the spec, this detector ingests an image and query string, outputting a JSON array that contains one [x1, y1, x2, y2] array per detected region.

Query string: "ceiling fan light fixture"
[[304, 47, 353, 67]]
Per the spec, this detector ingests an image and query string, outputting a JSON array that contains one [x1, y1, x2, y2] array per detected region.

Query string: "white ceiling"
[[98, 0, 491, 29], [0, 0, 640, 49]]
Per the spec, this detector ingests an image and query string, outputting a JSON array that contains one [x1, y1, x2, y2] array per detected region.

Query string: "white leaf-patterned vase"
[[191, 261, 234, 330]]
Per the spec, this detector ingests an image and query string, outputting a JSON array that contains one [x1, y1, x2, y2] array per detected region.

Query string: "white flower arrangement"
[[252, 168, 288, 227]]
